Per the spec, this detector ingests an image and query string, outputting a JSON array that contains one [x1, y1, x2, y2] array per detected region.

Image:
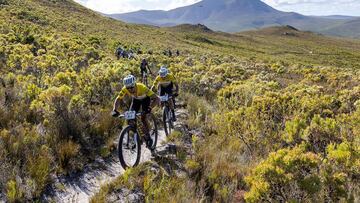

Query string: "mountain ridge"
[[109, 0, 357, 38]]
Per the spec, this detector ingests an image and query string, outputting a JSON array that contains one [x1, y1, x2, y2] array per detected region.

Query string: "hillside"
[[109, 0, 351, 35], [317, 15, 358, 20], [1, 0, 360, 202], [163, 25, 360, 69], [321, 18, 360, 38]]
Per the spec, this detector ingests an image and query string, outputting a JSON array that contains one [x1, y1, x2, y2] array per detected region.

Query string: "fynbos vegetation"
[[1, 0, 359, 202]]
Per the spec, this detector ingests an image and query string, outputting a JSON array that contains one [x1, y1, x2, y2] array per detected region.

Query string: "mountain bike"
[[115, 111, 158, 169], [159, 94, 175, 136]]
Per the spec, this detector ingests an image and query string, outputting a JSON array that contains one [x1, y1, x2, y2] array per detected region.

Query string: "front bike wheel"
[[146, 113, 158, 150], [163, 106, 173, 136], [118, 126, 141, 169]]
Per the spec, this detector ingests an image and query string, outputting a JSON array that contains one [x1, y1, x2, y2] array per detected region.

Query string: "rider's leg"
[[141, 97, 152, 148], [167, 83, 174, 106], [166, 83, 176, 121], [170, 102, 176, 121], [130, 98, 140, 113], [141, 114, 150, 137], [142, 69, 148, 85], [159, 86, 165, 107], [141, 69, 145, 78], [129, 98, 141, 143], [141, 69, 144, 82]]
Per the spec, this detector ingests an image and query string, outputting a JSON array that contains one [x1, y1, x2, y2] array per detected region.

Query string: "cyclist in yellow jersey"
[[112, 75, 159, 148], [151, 66, 179, 121]]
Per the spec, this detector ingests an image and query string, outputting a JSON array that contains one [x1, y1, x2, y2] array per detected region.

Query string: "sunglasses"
[[127, 86, 135, 90]]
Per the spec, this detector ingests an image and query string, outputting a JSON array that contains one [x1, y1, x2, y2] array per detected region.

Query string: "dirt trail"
[[43, 108, 185, 203]]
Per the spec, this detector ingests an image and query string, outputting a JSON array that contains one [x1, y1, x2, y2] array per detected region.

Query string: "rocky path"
[[43, 108, 186, 203]]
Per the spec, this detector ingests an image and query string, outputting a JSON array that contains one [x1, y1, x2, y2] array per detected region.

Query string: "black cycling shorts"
[[140, 68, 147, 76], [130, 96, 151, 113], [159, 82, 173, 96]]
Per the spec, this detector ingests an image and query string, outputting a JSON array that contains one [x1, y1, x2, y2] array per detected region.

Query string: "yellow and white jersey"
[[153, 73, 176, 88], [117, 83, 154, 100]]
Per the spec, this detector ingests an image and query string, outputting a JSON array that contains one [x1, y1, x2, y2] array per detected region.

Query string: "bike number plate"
[[160, 95, 168, 102], [124, 111, 136, 120]]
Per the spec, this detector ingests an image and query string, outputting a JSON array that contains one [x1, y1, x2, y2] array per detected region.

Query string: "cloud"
[[74, 0, 360, 16], [74, 0, 139, 13], [165, 0, 201, 10], [74, 0, 201, 14], [263, 0, 358, 6], [262, 0, 360, 15]]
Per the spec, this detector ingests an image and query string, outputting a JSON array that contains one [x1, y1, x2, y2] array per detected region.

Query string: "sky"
[[73, 0, 360, 16]]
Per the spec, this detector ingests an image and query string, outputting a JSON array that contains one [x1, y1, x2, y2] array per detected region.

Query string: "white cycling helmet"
[[159, 66, 168, 78], [123, 75, 136, 88]]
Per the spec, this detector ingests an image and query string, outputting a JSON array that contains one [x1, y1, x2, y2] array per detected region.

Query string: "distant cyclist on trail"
[[151, 66, 179, 121], [115, 46, 123, 60], [112, 75, 159, 149], [140, 58, 152, 79]]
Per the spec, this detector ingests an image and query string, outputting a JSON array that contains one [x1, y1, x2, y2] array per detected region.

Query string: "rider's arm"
[[113, 88, 127, 111], [174, 82, 179, 93], [146, 62, 152, 74], [144, 84, 155, 97], [170, 74, 179, 92], [151, 76, 160, 92], [113, 96, 121, 111], [149, 90, 160, 107]]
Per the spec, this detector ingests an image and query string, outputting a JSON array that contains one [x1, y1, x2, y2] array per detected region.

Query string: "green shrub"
[[6, 180, 23, 203], [245, 146, 321, 202]]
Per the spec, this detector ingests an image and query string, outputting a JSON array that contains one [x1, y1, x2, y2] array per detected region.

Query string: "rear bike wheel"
[[118, 126, 141, 169], [146, 113, 158, 150], [163, 105, 173, 136]]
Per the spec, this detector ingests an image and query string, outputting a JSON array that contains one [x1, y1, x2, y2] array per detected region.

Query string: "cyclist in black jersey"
[[140, 58, 152, 78]]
